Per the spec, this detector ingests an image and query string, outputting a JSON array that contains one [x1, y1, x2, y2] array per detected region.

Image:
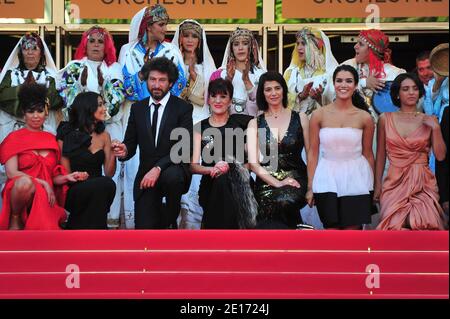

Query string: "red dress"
[[0, 128, 67, 230]]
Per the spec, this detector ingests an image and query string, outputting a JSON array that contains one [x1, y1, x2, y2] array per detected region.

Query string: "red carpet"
[[0, 230, 447, 299]]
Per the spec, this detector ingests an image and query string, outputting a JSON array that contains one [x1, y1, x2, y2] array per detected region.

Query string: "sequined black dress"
[[57, 122, 116, 229], [255, 111, 307, 229]]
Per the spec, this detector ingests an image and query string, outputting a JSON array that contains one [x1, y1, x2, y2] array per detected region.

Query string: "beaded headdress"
[[138, 5, 169, 40], [359, 29, 392, 78], [229, 27, 254, 44], [179, 21, 202, 39]]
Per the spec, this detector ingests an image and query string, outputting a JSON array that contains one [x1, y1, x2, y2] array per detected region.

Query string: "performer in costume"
[[210, 27, 266, 117], [58, 26, 125, 228], [172, 19, 217, 229], [341, 29, 405, 122], [0, 32, 63, 209], [283, 27, 338, 115]]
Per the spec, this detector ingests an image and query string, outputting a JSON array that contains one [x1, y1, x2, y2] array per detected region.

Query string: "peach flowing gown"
[[377, 113, 445, 230]]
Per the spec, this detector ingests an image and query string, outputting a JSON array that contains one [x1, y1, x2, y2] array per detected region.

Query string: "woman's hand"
[[366, 74, 385, 93], [188, 60, 197, 83], [278, 177, 300, 188], [38, 180, 56, 207], [226, 57, 236, 81], [210, 161, 230, 178], [305, 189, 314, 207], [298, 82, 313, 102], [67, 171, 89, 182], [309, 84, 323, 104], [422, 115, 440, 130], [373, 184, 381, 203]]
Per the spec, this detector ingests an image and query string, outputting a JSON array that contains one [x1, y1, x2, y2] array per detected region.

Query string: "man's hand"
[[140, 167, 161, 189], [111, 139, 127, 159]]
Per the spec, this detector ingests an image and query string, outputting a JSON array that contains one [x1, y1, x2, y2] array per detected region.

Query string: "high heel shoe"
[[9, 213, 24, 230]]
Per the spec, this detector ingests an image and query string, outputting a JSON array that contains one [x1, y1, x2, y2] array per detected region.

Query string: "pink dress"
[[377, 113, 445, 230]]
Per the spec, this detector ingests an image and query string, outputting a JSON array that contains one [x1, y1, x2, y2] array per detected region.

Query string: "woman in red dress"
[[0, 84, 81, 230]]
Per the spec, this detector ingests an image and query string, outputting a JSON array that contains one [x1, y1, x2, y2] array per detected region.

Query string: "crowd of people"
[[0, 4, 448, 231]]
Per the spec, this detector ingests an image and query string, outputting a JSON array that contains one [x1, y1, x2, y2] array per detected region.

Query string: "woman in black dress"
[[57, 92, 116, 229], [247, 71, 310, 229], [191, 78, 257, 229]]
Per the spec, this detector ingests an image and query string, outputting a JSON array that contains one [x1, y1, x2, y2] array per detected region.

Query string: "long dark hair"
[[333, 65, 370, 113], [69, 91, 105, 134]]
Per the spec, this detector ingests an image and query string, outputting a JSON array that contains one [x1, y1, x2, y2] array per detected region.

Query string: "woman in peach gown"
[[375, 73, 446, 230]]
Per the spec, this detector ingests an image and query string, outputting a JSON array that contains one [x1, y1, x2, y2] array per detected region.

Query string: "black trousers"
[[134, 165, 190, 229]]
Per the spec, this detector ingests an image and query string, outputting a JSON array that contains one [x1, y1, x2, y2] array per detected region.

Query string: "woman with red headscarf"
[[58, 26, 125, 229], [341, 29, 406, 122]]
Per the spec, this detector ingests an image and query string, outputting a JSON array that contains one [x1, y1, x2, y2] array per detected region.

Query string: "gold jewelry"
[[398, 110, 421, 117]]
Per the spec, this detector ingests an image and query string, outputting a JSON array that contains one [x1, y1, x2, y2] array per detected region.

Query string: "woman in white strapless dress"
[[307, 65, 375, 229]]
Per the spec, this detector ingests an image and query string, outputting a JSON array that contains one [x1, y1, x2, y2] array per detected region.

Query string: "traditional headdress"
[[0, 33, 57, 85], [359, 29, 392, 78], [293, 27, 326, 74], [17, 32, 46, 70], [138, 5, 169, 41], [172, 19, 216, 108], [179, 20, 202, 40], [74, 26, 117, 66], [221, 27, 265, 71]]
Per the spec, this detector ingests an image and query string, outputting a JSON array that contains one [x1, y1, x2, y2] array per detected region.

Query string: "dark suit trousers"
[[134, 165, 189, 229]]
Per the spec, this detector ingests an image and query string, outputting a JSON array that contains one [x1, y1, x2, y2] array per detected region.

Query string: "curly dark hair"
[[390, 73, 425, 107], [140, 57, 179, 85], [256, 71, 288, 111], [17, 83, 47, 115], [69, 91, 105, 134]]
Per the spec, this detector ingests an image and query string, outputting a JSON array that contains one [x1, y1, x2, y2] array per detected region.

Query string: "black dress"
[[197, 114, 256, 229], [56, 122, 116, 229], [255, 111, 307, 229]]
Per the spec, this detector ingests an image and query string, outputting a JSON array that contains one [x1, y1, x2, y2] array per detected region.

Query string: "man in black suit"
[[112, 57, 193, 229]]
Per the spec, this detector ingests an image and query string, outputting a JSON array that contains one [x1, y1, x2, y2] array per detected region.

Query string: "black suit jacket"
[[121, 94, 193, 198]]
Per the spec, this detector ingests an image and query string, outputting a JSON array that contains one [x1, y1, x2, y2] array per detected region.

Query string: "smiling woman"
[[56, 92, 117, 230], [0, 84, 70, 230], [307, 65, 375, 230]]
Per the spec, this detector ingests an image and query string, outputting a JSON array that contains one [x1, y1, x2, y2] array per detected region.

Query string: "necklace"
[[398, 110, 421, 117], [267, 109, 284, 119]]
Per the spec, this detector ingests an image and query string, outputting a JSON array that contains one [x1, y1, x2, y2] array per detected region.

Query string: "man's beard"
[[150, 87, 170, 101]]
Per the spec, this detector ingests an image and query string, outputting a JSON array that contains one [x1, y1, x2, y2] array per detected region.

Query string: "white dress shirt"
[[149, 92, 171, 147]]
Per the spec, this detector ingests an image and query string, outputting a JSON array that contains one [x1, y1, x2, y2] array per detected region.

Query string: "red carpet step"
[[0, 230, 447, 299]]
